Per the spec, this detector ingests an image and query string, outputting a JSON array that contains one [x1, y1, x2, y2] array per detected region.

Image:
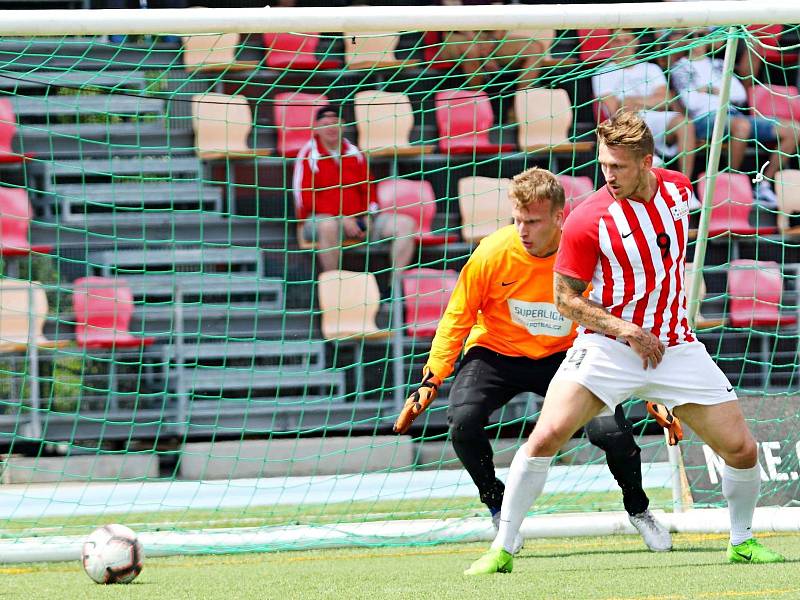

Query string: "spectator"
[[671, 32, 798, 207], [592, 28, 696, 179], [293, 106, 416, 273], [431, 0, 551, 90]]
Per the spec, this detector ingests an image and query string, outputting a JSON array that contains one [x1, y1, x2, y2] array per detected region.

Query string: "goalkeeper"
[[394, 167, 677, 553]]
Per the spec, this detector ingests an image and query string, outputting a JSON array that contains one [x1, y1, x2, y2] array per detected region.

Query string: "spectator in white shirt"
[[592, 29, 696, 179], [671, 33, 797, 207]]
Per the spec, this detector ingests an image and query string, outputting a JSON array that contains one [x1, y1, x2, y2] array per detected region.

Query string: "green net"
[[0, 19, 798, 559]]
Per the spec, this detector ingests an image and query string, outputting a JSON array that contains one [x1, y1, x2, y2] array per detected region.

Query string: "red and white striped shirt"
[[554, 168, 695, 346]]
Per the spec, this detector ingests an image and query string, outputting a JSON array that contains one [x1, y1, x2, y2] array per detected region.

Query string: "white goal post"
[[0, 1, 796, 36], [0, 1, 798, 564]]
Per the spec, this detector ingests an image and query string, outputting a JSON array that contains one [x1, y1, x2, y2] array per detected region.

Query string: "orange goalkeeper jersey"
[[425, 225, 578, 379]]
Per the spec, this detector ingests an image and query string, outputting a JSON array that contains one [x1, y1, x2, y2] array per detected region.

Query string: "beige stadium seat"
[[318, 270, 390, 340], [0, 278, 67, 352], [182, 31, 258, 72], [774, 169, 800, 234], [685, 263, 725, 330], [514, 88, 594, 154], [344, 32, 409, 70], [354, 91, 432, 157], [458, 176, 512, 243], [191, 93, 271, 160]]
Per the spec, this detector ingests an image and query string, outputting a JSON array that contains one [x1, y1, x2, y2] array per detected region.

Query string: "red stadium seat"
[[559, 175, 594, 220], [434, 90, 514, 155], [727, 260, 796, 328], [262, 33, 339, 70], [376, 178, 458, 246], [747, 25, 798, 65], [697, 172, 775, 236], [0, 98, 33, 164], [576, 29, 617, 63], [72, 277, 155, 349], [748, 84, 800, 122], [0, 186, 51, 257], [273, 92, 329, 157], [401, 268, 459, 338], [422, 31, 458, 70]]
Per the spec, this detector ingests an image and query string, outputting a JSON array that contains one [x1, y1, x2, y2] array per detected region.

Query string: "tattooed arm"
[[554, 273, 665, 368]]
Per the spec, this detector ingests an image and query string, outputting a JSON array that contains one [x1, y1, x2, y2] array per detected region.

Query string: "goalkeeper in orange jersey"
[[394, 167, 679, 553]]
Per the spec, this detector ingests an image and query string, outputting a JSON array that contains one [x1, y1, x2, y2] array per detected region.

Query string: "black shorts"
[[446, 345, 566, 417]]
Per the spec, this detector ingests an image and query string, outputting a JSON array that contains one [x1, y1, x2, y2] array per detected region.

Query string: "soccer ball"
[[82, 524, 144, 584]]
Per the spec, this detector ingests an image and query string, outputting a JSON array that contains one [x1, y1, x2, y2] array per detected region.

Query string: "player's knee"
[[585, 417, 638, 455], [527, 422, 571, 456], [724, 435, 758, 469], [448, 405, 486, 442]]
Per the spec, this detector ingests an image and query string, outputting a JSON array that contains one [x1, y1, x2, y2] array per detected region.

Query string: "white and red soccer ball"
[[82, 524, 144, 584]]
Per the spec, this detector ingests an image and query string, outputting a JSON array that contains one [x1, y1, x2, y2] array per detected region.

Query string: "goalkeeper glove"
[[393, 367, 443, 434], [646, 401, 683, 446]]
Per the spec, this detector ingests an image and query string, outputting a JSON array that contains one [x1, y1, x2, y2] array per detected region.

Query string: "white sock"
[[722, 463, 760, 546], [490, 446, 553, 553]]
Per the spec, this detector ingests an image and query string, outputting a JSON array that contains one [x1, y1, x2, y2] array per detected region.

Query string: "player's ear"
[[553, 206, 565, 228], [642, 153, 654, 171]]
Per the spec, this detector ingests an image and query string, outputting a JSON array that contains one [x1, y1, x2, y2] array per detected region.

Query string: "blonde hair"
[[509, 167, 565, 211], [596, 110, 655, 157]]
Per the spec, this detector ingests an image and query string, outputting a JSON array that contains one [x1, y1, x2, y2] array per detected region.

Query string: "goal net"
[[0, 2, 798, 562]]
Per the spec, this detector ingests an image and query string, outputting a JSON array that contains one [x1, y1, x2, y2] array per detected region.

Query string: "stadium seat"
[[318, 270, 390, 340], [684, 263, 724, 330], [559, 175, 594, 219], [0, 278, 64, 352], [344, 33, 407, 70], [747, 24, 798, 65], [774, 169, 800, 233], [422, 31, 457, 70], [434, 90, 515, 156], [514, 88, 594, 154], [748, 84, 800, 122], [0, 186, 51, 257], [262, 33, 339, 70], [191, 93, 271, 160], [181, 32, 258, 72], [375, 178, 458, 246], [401, 268, 459, 338], [576, 28, 616, 63], [697, 172, 774, 236], [273, 92, 329, 157], [727, 260, 796, 328], [354, 91, 432, 156], [458, 176, 512, 243], [72, 277, 155, 350], [0, 98, 33, 164]]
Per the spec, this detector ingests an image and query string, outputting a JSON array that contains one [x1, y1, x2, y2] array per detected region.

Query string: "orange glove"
[[393, 368, 443, 434], [646, 402, 684, 446]]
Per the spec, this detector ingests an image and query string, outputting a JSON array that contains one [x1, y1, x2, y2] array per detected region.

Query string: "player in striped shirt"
[[393, 167, 671, 555], [467, 111, 785, 575]]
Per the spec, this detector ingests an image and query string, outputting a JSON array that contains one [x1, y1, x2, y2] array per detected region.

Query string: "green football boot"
[[464, 547, 513, 575], [727, 538, 786, 564]]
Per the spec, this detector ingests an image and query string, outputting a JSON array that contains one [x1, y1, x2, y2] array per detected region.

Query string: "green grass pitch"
[[5, 532, 800, 600]]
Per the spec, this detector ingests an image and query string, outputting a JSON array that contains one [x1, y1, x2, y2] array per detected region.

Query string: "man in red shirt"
[[292, 106, 416, 272], [466, 111, 785, 575]]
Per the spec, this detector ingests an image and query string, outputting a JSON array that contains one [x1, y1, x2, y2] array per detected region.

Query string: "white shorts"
[[641, 109, 681, 158], [551, 334, 737, 411]]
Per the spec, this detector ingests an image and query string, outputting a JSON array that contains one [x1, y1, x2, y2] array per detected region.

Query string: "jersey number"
[[656, 232, 671, 259]]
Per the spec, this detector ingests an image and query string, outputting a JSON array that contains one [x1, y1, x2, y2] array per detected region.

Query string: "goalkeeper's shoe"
[[464, 548, 513, 575], [491, 512, 524, 555], [727, 538, 785, 564], [629, 510, 672, 552]]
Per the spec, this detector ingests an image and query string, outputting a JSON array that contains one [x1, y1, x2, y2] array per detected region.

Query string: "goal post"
[[0, 3, 798, 564]]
